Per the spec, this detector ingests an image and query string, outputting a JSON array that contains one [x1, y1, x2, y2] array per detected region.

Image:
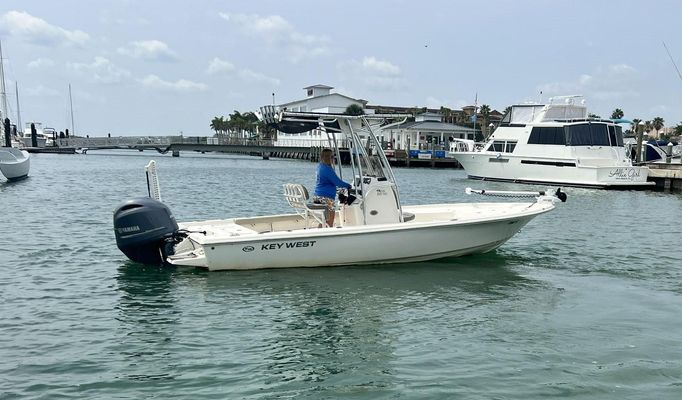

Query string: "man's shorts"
[[312, 196, 335, 220]]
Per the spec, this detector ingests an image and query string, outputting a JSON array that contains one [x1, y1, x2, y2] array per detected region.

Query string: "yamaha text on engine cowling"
[[113, 197, 179, 265]]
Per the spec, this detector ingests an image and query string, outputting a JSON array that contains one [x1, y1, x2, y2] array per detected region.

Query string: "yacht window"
[[489, 140, 517, 153], [615, 126, 624, 146], [591, 123, 610, 146], [528, 127, 566, 145], [491, 141, 505, 152], [566, 123, 591, 146], [608, 125, 617, 146]]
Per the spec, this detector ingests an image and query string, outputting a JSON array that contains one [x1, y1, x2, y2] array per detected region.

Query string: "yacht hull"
[[167, 202, 554, 270], [454, 153, 653, 188], [0, 148, 30, 181]]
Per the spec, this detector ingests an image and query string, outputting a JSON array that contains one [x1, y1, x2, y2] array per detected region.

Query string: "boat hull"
[[167, 202, 554, 270], [453, 153, 653, 188], [0, 148, 30, 181]]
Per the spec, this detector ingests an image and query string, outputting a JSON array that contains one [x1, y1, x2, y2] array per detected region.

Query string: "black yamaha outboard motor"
[[113, 197, 179, 265]]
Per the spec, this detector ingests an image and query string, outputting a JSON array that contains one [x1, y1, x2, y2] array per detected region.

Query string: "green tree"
[[210, 116, 226, 136], [630, 118, 642, 136], [652, 117, 665, 134], [610, 108, 624, 119], [345, 104, 364, 115], [440, 106, 453, 123], [644, 120, 653, 136], [674, 122, 682, 136], [589, 113, 601, 119], [503, 106, 512, 116], [479, 104, 491, 139]]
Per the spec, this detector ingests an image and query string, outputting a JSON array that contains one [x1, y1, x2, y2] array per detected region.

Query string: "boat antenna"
[[662, 41, 682, 83], [69, 83, 75, 136], [15, 81, 21, 134], [0, 40, 8, 122]]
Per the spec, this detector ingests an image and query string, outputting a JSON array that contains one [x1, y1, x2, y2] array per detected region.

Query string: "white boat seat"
[[283, 183, 328, 228]]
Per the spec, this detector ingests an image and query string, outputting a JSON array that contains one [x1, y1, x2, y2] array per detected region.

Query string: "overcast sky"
[[0, 0, 680, 136]]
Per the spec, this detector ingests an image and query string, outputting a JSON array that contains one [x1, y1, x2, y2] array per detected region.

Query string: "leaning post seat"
[[282, 183, 328, 228]]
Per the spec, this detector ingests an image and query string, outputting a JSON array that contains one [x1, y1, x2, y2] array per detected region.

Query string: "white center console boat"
[[113, 110, 566, 270]]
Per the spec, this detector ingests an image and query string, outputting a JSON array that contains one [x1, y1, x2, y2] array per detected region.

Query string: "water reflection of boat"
[[114, 110, 565, 271], [451, 96, 653, 188]]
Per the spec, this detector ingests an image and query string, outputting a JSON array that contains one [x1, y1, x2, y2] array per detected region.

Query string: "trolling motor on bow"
[[113, 161, 182, 265]]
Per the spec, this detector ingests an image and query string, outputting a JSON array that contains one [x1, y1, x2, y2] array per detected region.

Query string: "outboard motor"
[[114, 197, 178, 265]]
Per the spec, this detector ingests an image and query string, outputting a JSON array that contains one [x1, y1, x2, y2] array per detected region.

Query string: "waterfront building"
[[274, 85, 366, 148]]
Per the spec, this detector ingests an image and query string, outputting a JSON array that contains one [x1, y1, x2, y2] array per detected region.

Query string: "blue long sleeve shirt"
[[314, 163, 351, 199]]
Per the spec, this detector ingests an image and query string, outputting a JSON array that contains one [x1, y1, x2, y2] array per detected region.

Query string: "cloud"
[[207, 57, 236, 74], [219, 12, 330, 63], [238, 69, 280, 86], [117, 40, 178, 62], [138, 74, 208, 92], [27, 57, 56, 69], [69, 57, 131, 84], [206, 57, 280, 86], [25, 85, 60, 97], [0, 10, 89, 47], [538, 63, 640, 102], [425, 96, 470, 110], [338, 57, 407, 91]]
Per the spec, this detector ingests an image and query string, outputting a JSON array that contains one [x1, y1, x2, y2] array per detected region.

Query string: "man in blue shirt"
[[314, 148, 352, 227]]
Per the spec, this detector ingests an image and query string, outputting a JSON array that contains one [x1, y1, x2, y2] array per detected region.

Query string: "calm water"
[[1, 151, 682, 399]]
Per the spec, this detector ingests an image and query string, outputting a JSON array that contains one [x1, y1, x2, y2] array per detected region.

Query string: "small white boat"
[[625, 139, 682, 164], [0, 147, 30, 181], [114, 111, 565, 271], [21, 122, 56, 147], [452, 96, 653, 189]]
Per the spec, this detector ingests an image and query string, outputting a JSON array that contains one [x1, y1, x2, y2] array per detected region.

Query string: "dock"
[[646, 163, 682, 190]]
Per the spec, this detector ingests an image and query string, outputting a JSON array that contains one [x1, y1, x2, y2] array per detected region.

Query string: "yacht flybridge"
[[114, 110, 565, 271], [451, 96, 653, 188]]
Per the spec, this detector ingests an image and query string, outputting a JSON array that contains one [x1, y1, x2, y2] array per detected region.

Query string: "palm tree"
[[588, 113, 601, 119], [345, 104, 364, 115], [440, 106, 452, 123], [479, 104, 491, 139], [630, 118, 642, 136], [675, 122, 682, 136], [210, 116, 225, 136], [652, 117, 665, 137], [503, 106, 512, 116], [610, 108, 624, 119]]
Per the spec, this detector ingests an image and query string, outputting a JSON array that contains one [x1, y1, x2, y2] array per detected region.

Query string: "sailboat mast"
[[15, 81, 21, 133], [69, 83, 75, 136], [0, 40, 8, 122]]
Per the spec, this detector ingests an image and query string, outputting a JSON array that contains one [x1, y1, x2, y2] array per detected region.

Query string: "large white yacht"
[[451, 96, 653, 188]]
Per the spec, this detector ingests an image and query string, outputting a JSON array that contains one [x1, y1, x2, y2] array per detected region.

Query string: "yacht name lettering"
[[261, 241, 317, 250], [608, 168, 641, 180]]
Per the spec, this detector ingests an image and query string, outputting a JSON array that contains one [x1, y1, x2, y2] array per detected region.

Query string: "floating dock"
[[25, 147, 76, 154]]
